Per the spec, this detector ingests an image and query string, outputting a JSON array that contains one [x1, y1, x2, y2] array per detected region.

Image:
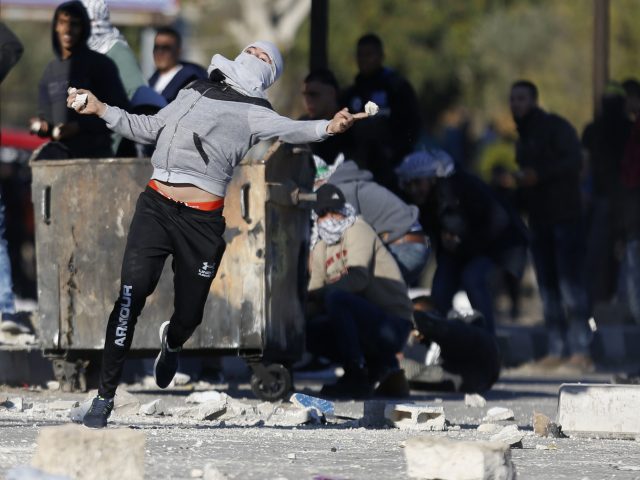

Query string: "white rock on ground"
[[185, 391, 227, 404], [490, 424, 525, 447], [477, 423, 502, 434], [483, 407, 514, 422], [138, 399, 167, 416], [31, 424, 145, 480], [464, 393, 487, 408], [404, 436, 516, 480], [203, 464, 230, 480], [384, 404, 445, 431], [190, 468, 204, 478]]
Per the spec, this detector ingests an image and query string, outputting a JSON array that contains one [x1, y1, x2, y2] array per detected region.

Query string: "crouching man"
[[306, 184, 414, 399]]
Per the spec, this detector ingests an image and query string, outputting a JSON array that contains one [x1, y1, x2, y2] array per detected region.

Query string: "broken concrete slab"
[[464, 393, 487, 408], [264, 405, 320, 427], [482, 407, 514, 422], [384, 404, 445, 431], [196, 400, 228, 421], [490, 424, 524, 448], [31, 424, 145, 480], [139, 399, 167, 416], [557, 383, 640, 439], [332, 400, 387, 427], [404, 436, 516, 480]]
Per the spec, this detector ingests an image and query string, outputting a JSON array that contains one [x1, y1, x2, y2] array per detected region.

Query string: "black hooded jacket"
[[515, 107, 583, 226], [37, 0, 128, 158]]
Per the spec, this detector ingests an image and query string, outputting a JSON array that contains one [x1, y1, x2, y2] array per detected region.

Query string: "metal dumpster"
[[31, 143, 314, 399]]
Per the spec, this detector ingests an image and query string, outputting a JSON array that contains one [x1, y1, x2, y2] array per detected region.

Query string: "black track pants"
[[98, 187, 226, 398]]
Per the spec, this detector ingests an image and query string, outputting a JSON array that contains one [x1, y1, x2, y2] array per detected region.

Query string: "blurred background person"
[[31, 0, 128, 159], [510, 79, 592, 371], [342, 33, 421, 194], [396, 149, 528, 334], [149, 26, 207, 103]]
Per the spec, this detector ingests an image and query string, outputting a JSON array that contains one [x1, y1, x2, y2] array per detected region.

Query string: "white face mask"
[[234, 51, 275, 91]]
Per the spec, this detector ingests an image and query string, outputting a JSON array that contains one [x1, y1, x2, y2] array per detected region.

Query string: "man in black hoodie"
[[342, 34, 421, 194], [31, 0, 128, 159], [510, 80, 592, 370]]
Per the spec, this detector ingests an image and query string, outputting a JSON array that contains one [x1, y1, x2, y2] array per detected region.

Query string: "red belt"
[[148, 180, 224, 211]]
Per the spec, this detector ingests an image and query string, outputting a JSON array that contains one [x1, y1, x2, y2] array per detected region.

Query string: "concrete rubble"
[[532, 412, 563, 438], [1, 397, 25, 412], [482, 407, 515, 422], [404, 436, 516, 480], [464, 393, 487, 408], [477, 423, 502, 434], [138, 399, 167, 416], [557, 383, 640, 439], [186, 390, 227, 404], [31, 424, 145, 480], [203, 465, 231, 480], [490, 424, 525, 448], [384, 403, 446, 431]]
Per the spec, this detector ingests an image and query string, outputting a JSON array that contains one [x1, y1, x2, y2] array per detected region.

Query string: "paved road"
[[1, 371, 640, 480]]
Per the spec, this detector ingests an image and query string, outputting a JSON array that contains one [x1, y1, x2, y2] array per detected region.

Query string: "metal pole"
[[593, 0, 610, 115], [309, 0, 328, 71]]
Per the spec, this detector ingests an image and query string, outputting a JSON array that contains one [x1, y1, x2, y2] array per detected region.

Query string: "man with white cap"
[[67, 41, 360, 428]]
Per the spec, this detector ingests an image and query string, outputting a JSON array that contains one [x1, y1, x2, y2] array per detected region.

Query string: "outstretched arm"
[[67, 88, 174, 144]]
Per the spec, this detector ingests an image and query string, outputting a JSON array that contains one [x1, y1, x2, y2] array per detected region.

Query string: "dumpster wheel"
[[249, 363, 292, 401]]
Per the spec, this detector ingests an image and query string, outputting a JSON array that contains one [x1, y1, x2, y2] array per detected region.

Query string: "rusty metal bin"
[[30, 143, 314, 399]]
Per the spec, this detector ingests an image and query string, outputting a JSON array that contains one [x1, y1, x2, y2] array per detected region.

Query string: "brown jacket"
[[309, 218, 413, 321]]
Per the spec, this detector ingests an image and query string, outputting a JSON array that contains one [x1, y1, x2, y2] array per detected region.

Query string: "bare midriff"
[[153, 180, 223, 203]]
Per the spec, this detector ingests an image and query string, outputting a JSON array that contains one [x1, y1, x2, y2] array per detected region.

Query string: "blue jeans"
[[431, 253, 496, 333], [621, 239, 640, 324], [307, 289, 412, 374], [0, 197, 15, 314], [388, 242, 430, 287], [530, 220, 591, 356]]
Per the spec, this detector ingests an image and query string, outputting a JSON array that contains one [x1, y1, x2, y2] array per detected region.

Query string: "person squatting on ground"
[[509, 80, 593, 370], [396, 149, 529, 334], [67, 41, 358, 428], [410, 296, 501, 393], [306, 184, 414, 399], [319, 156, 430, 286], [31, 1, 129, 159]]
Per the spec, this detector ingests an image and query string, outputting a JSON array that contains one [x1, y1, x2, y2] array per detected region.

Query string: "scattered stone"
[[46, 381, 60, 391], [483, 407, 515, 422], [139, 399, 167, 416], [173, 372, 191, 386], [535, 443, 557, 450], [533, 412, 563, 438], [186, 390, 227, 404], [203, 465, 230, 480], [4, 397, 24, 412], [404, 436, 516, 480], [477, 423, 502, 434], [48, 400, 79, 411], [190, 468, 204, 478], [290, 393, 335, 416], [287, 453, 296, 460], [384, 404, 445, 431], [465, 393, 487, 408], [558, 383, 640, 439], [31, 424, 145, 480], [112, 389, 142, 415], [264, 405, 320, 427], [490, 424, 525, 448], [196, 399, 228, 421], [6, 466, 71, 479]]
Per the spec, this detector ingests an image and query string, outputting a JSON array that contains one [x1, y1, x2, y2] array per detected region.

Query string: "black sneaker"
[[82, 395, 114, 429], [320, 364, 373, 399], [154, 321, 181, 388]]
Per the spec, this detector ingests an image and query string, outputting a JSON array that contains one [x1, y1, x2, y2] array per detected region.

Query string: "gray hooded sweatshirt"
[[328, 160, 420, 243], [99, 43, 330, 197]]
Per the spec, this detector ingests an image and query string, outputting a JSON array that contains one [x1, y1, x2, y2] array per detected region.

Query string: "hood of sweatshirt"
[[51, 0, 91, 58], [329, 160, 374, 185]]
